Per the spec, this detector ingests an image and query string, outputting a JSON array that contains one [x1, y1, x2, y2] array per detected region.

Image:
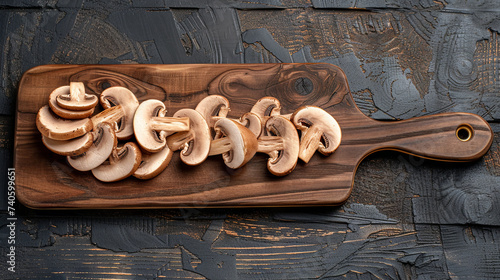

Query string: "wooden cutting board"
[[14, 63, 494, 209]]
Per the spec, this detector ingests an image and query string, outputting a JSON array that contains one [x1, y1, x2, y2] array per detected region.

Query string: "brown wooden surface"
[[15, 63, 493, 209]]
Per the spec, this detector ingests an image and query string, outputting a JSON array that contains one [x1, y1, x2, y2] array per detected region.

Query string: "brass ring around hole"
[[456, 125, 473, 142]]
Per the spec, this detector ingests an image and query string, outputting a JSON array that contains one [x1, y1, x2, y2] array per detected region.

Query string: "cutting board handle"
[[369, 112, 493, 161]]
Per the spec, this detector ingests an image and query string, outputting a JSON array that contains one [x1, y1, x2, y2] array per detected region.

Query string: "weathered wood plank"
[[441, 225, 500, 278], [3, 209, 452, 279]]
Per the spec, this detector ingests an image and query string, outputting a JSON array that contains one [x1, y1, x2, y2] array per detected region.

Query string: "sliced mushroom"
[[209, 119, 258, 169], [257, 116, 299, 176], [56, 82, 98, 111], [134, 99, 191, 153], [92, 142, 142, 182], [251, 96, 282, 120], [100, 86, 140, 140], [36, 105, 93, 140], [166, 108, 211, 166], [195, 95, 230, 129], [291, 106, 342, 163], [133, 146, 173, 180], [209, 115, 298, 175], [42, 133, 93, 156], [236, 112, 262, 138], [194, 95, 265, 138], [67, 123, 117, 171], [250, 97, 285, 136], [48, 85, 96, 119]]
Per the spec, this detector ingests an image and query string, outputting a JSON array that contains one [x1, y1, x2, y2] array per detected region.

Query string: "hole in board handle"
[[456, 125, 473, 142]]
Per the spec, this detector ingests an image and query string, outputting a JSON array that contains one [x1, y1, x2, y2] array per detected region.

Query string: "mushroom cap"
[[91, 142, 142, 182], [67, 123, 117, 171], [250, 97, 282, 137], [100, 86, 139, 140], [213, 118, 258, 169], [36, 105, 93, 140], [49, 86, 95, 119], [134, 99, 169, 152], [291, 106, 342, 155], [133, 146, 173, 180], [250, 96, 281, 118], [42, 133, 93, 156], [239, 112, 262, 138], [171, 108, 211, 166], [195, 95, 230, 137], [56, 82, 98, 111], [264, 116, 300, 176]]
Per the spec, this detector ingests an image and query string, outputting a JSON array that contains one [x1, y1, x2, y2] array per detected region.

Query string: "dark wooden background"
[[1, 0, 500, 279]]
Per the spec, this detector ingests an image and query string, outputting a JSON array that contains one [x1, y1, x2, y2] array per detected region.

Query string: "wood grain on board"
[[15, 63, 493, 209]]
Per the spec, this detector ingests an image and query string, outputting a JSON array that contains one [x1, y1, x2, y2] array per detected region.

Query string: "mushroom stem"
[[134, 100, 197, 153], [150, 117, 190, 133], [209, 137, 233, 156], [167, 131, 194, 151], [257, 136, 284, 154], [69, 82, 85, 102], [91, 105, 124, 128], [298, 125, 323, 163]]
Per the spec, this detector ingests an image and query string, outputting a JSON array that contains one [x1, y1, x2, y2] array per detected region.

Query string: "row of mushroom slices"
[[36, 82, 342, 182]]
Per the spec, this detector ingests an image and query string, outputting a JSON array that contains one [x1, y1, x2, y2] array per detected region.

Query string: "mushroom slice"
[[291, 106, 342, 163], [42, 133, 93, 156], [56, 82, 98, 111], [134, 99, 190, 153], [238, 112, 262, 138], [36, 105, 93, 140], [133, 147, 173, 180], [92, 142, 142, 182], [100, 86, 140, 140], [195, 95, 230, 127], [49, 86, 95, 119], [67, 123, 117, 171], [195, 95, 230, 137], [250, 97, 282, 136], [250, 96, 282, 119], [195, 95, 263, 138], [209, 119, 258, 169], [257, 116, 299, 176], [166, 109, 211, 166]]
